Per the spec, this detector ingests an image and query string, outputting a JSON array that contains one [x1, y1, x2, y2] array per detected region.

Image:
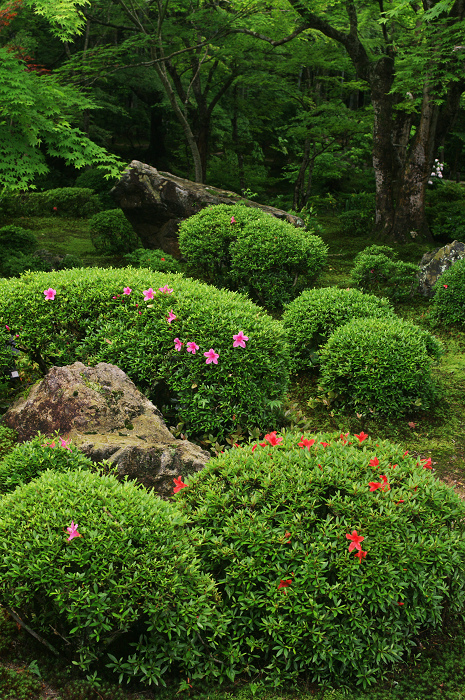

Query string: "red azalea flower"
[[403, 451, 409, 456], [173, 476, 187, 493], [346, 530, 364, 552], [369, 480, 383, 492], [396, 500, 405, 504], [355, 431, 369, 443], [398, 602, 404, 606], [380, 474, 390, 490], [161, 257, 165, 261], [284, 531, 291, 543], [278, 578, 292, 589], [369, 457, 379, 468], [252, 442, 267, 452], [298, 437, 315, 450], [443, 284, 448, 288], [421, 457, 433, 469], [264, 431, 283, 446], [320, 441, 329, 448], [340, 432, 349, 444], [354, 549, 367, 561]]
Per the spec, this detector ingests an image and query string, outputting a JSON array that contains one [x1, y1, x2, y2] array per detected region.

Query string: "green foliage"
[[123, 248, 184, 274], [0, 188, 101, 218], [282, 287, 395, 372], [0, 666, 44, 699], [89, 209, 139, 254], [425, 181, 465, 239], [0, 226, 38, 254], [177, 430, 465, 688], [0, 432, 95, 494], [178, 204, 328, 310], [318, 317, 443, 417], [0, 469, 224, 685], [350, 246, 419, 300], [0, 267, 289, 439], [0, 48, 122, 194], [430, 258, 465, 327], [0, 425, 17, 461], [74, 169, 117, 195], [1, 253, 51, 279], [56, 254, 84, 271]]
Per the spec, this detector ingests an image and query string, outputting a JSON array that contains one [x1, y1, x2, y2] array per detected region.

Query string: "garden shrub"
[[0, 268, 289, 439], [282, 287, 395, 372], [1, 251, 51, 278], [338, 192, 375, 236], [89, 209, 140, 254], [123, 247, 184, 274], [0, 188, 101, 218], [75, 168, 118, 210], [0, 426, 17, 461], [0, 469, 225, 685], [178, 203, 328, 310], [0, 225, 38, 254], [426, 181, 465, 239], [0, 432, 95, 494], [430, 258, 465, 327], [318, 316, 442, 417], [350, 245, 419, 300], [56, 254, 84, 270], [177, 429, 465, 688]]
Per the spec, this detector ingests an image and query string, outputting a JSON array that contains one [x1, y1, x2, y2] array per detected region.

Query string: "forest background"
[[2, 0, 465, 244]]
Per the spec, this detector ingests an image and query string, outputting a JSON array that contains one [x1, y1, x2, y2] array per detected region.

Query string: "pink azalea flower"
[[298, 437, 315, 450], [174, 337, 183, 351], [59, 437, 71, 450], [346, 530, 364, 552], [204, 348, 219, 364], [173, 476, 187, 493], [233, 331, 249, 348], [5, 325, 9, 331], [187, 341, 199, 354], [44, 288, 56, 301], [443, 284, 448, 289], [123, 287, 132, 295], [143, 288, 154, 300], [230, 216, 236, 224], [66, 521, 82, 541], [167, 310, 177, 325], [264, 431, 283, 446], [159, 285, 173, 294]]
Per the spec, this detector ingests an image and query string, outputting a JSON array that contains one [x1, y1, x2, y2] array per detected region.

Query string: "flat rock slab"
[[110, 160, 304, 256], [2, 362, 208, 498]]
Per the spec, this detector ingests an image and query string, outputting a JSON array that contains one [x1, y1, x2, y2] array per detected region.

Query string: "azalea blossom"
[[174, 337, 183, 351], [186, 341, 199, 354], [44, 288, 57, 301], [5, 325, 9, 331], [159, 285, 173, 294], [346, 530, 364, 552], [230, 216, 236, 224], [298, 437, 315, 450], [264, 431, 283, 446], [369, 457, 379, 468], [340, 432, 349, 445], [355, 431, 369, 443], [320, 442, 329, 448], [143, 288, 154, 301], [369, 475, 390, 492], [251, 442, 266, 452], [66, 521, 82, 541], [354, 549, 367, 561], [421, 457, 433, 469], [233, 331, 249, 348], [173, 476, 187, 493], [284, 531, 291, 543], [167, 310, 177, 325], [278, 578, 292, 589], [443, 284, 448, 289], [204, 348, 219, 364], [59, 437, 71, 450], [123, 287, 132, 295], [161, 257, 165, 261]]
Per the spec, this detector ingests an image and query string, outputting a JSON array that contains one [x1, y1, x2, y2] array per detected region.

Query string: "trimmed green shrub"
[[177, 430, 465, 688], [350, 245, 418, 300], [178, 204, 328, 310], [89, 209, 140, 254], [0, 469, 224, 685], [318, 316, 442, 417], [0, 268, 289, 439], [123, 247, 184, 274], [0, 426, 17, 461], [282, 287, 395, 372], [426, 181, 465, 239], [56, 254, 84, 270], [0, 188, 101, 218], [0, 225, 38, 254], [430, 258, 465, 326], [1, 251, 51, 278], [0, 432, 95, 494]]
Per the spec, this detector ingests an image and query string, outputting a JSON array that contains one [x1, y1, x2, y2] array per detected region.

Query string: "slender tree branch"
[[6, 607, 60, 656]]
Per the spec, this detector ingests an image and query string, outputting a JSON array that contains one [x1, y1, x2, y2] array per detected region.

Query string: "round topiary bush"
[[350, 245, 419, 300], [282, 287, 395, 372], [0, 268, 289, 439], [89, 209, 140, 254], [178, 204, 328, 310], [318, 316, 442, 417], [430, 258, 465, 327], [0, 432, 95, 494], [0, 469, 224, 685], [123, 248, 184, 274], [176, 430, 465, 688]]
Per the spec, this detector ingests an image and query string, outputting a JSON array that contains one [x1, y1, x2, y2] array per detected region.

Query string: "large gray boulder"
[[418, 240, 465, 297], [110, 160, 304, 256], [2, 362, 208, 498]]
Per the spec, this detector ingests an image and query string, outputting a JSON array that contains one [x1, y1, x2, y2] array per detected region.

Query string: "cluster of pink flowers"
[[44, 437, 71, 450]]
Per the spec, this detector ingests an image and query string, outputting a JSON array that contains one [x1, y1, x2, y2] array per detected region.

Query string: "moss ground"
[[1, 212, 465, 698]]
